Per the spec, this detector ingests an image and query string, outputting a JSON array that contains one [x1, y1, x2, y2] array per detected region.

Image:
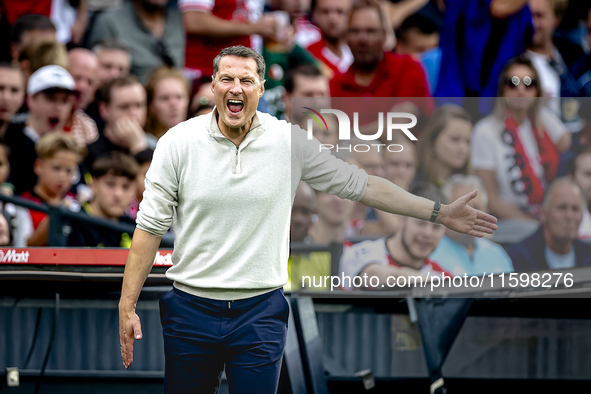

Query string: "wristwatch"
[[429, 201, 441, 223]]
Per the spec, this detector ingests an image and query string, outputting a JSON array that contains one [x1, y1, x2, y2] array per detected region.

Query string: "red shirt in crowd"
[[179, 0, 251, 78], [330, 51, 431, 98], [2, 0, 52, 24]]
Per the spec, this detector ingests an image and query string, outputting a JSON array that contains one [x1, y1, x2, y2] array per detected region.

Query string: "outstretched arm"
[[359, 175, 498, 237]]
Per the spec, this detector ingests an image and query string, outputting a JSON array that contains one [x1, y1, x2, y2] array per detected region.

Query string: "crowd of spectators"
[[0, 0, 590, 289]]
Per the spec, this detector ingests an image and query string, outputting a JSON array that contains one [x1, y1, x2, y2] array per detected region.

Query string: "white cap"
[[27, 65, 75, 95]]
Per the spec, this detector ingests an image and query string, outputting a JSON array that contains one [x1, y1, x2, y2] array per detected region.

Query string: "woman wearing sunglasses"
[[471, 55, 571, 233]]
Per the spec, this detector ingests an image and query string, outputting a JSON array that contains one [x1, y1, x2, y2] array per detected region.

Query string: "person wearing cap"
[[4, 65, 76, 195]]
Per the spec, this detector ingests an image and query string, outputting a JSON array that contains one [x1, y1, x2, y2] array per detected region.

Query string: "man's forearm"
[[359, 175, 446, 223], [119, 228, 162, 311]]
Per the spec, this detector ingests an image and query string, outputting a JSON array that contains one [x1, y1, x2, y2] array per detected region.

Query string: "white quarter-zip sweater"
[[136, 109, 368, 300]]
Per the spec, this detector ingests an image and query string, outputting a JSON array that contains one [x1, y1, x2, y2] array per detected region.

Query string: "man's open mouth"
[[227, 99, 244, 115]]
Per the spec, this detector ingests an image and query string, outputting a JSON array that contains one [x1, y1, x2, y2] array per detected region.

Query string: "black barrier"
[[0, 194, 174, 247]]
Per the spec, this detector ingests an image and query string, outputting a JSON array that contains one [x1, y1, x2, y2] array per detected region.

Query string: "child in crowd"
[[17, 132, 83, 246], [68, 152, 138, 248]]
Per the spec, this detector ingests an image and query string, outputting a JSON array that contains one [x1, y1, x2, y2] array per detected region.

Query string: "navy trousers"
[[159, 287, 289, 393]]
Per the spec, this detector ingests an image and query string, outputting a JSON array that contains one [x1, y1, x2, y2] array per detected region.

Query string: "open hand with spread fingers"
[[438, 189, 498, 237]]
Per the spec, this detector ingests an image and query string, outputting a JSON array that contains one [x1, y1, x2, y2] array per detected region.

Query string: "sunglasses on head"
[[504, 75, 538, 89]]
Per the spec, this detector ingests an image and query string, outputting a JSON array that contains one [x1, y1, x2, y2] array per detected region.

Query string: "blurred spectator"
[[88, 0, 184, 83], [472, 56, 570, 223], [308, 189, 355, 244], [86, 76, 150, 169], [0, 63, 25, 139], [65, 48, 99, 147], [507, 177, 591, 270], [339, 184, 452, 290], [282, 63, 329, 123], [526, 0, 569, 115], [180, 0, 276, 81], [288, 182, 331, 291], [18, 132, 83, 246], [562, 7, 591, 97], [395, 13, 438, 56], [188, 76, 214, 118], [2, 0, 88, 45], [18, 39, 69, 82], [9, 15, 56, 64], [415, 105, 472, 188], [383, 134, 416, 191], [430, 175, 514, 276], [68, 152, 138, 247], [5, 65, 75, 195], [306, 0, 353, 78], [127, 148, 154, 220], [436, 0, 533, 97], [91, 39, 132, 86], [351, 145, 399, 236], [569, 147, 591, 239], [87, 39, 132, 132], [330, 0, 431, 99], [144, 67, 190, 149], [281, 0, 321, 48]]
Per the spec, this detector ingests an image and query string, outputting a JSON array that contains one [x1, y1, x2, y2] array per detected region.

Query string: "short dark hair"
[[98, 76, 142, 105], [396, 14, 437, 44], [10, 14, 56, 44], [91, 152, 139, 180], [284, 64, 323, 94], [212, 46, 265, 84]]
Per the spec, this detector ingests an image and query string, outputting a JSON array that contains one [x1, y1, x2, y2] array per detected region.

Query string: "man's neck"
[[309, 219, 347, 244], [543, 228, 573, 255], [386, 235, 423, 270], [529, 41, 554, 58], [323, 35, 343, 58], [353, 57, 381, 87], [25, 118, 43, 138], [216, 111, 252, 146]]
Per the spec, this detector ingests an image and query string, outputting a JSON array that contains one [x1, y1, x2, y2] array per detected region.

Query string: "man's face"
[[316, 190, 354, 226], [96, 49, 131, 85], [291, 184, 316, 242], [396, 28, 439, 55], [102, 83, 147, 128], [27, 90, 73, 136], [400, 216, 445, 260], [347, 7, 385, 67], [530, 0, 557, 47], [34, 151, 79, 197], [313, 0, 351, 40], [541, 183, 584, 243], [92, 174, 136, 219], [68, 51, 99, 110], [286, 74, 329, 123], [353, 148, 385, 178], [282, 0, 312, 20], [0, 68, 25, 122], [150, 77, 189, 129], [212, 56, 264, 131], [383, 143, 416, 191], [574, 153, 591, 204]]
